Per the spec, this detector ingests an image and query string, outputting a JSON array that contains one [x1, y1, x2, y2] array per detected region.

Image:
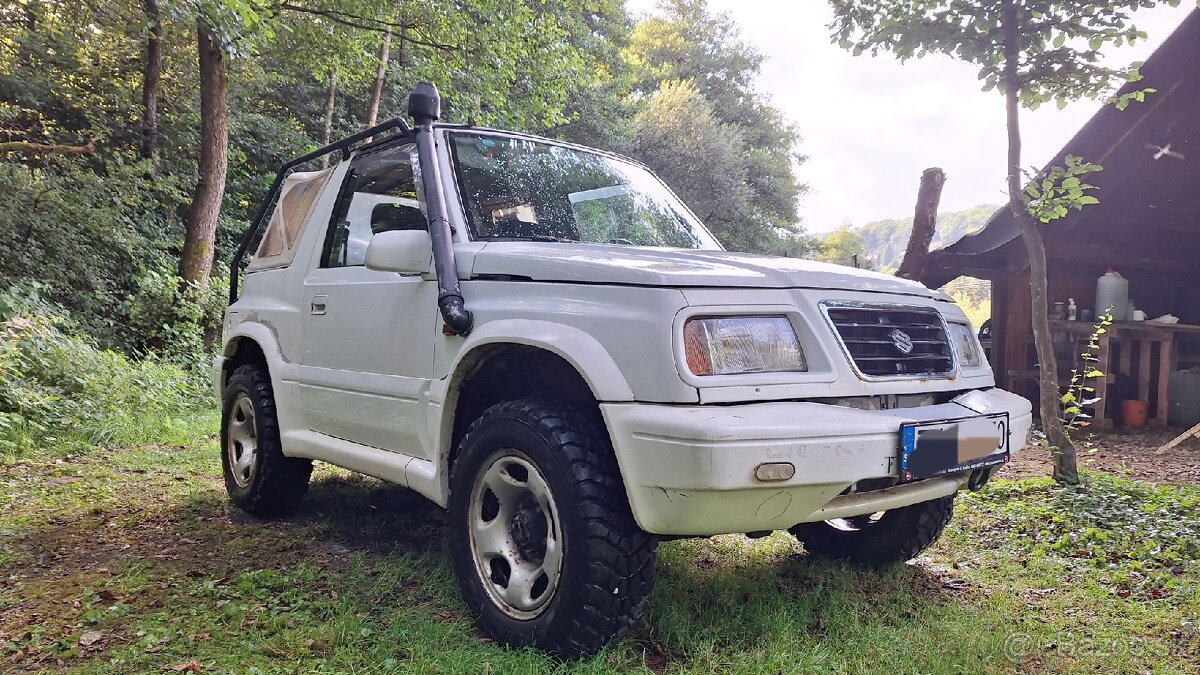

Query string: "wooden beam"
[[1156, 420, 1200, 454], [1157, 337, 1173, 426]]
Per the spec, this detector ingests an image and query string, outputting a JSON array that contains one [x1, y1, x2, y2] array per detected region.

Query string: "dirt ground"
[[1000, 426, 1200, 485]]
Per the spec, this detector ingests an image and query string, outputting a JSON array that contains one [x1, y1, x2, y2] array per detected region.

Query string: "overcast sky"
[[626, 1, 1193, 233]]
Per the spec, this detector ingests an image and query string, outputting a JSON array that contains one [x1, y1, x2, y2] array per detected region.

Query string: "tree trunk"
[[0, 140, 96, 155], [366, 29, 391, 129], [1001, 2, 1078, 483], [896, 167, 945, 281], [180, 20, 229, 289], [140, 0, 165, 161], [321, 70, 338, 167]]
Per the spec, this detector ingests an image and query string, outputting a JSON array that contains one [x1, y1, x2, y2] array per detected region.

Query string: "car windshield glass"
[[448, 131, 720, 249]]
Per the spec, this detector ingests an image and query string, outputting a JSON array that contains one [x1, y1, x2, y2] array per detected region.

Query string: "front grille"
[[823, 304, 954, 377]]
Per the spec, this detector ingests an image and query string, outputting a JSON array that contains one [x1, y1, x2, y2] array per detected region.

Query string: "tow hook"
[[967, 468, 992, 491]]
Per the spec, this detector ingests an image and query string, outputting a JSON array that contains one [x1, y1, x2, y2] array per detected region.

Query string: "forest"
[[0, 0, 818, 453]]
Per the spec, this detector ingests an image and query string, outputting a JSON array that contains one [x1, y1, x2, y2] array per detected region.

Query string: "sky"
[[626, 1, 1194, 233]]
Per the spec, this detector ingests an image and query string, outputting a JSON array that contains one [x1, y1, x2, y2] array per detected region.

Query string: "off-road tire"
[[448, 399, 657, 658], [789, 494, 955, 566], [221, 364, 312, 516]]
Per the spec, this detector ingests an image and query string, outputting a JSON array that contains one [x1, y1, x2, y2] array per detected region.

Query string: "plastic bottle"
[[1068, 298, 1077, 321], [1095, 268, 1129, 321]]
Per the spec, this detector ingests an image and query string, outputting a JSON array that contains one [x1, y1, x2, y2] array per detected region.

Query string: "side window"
[[322, 144, 425, 268]]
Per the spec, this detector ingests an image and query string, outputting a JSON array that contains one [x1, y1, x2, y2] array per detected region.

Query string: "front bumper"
[[602, 388, 1033, 536]]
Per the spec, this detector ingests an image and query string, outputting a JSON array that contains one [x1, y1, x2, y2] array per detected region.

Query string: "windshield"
[[448, 131, 721, 249]]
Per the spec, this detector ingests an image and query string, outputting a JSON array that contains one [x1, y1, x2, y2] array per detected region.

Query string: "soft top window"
[[248, 168, 333, 271], [322, 144, 423, 268]]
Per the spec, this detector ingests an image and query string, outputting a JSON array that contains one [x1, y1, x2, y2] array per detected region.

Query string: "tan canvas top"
[[247, 168, 333, 272]]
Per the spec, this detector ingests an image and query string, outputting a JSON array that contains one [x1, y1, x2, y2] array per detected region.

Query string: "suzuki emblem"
[[889, 328, 914, 355]]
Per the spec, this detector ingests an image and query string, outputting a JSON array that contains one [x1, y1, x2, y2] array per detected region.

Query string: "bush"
[[0, 287, 215, 460], [0, 157, 191, 351], [125, 264, 228, 362]]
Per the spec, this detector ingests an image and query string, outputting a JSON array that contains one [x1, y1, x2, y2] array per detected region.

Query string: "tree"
[[365, 29, 391, 128], [625, 1, 805, 221], [817, 225, 875, 269], [896, 167, 946, 281], [179, 18, 230, 289], [141, 0, 166, 161], [829, 0, 1183, 483]]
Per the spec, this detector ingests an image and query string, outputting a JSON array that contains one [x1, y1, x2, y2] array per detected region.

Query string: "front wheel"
[[447, 400, 657, 658], [221, 364, 312, 517], [789, 494, 955, 566]]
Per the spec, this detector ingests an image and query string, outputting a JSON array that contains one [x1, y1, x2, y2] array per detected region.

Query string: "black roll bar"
[[228, 116, 412, 303]]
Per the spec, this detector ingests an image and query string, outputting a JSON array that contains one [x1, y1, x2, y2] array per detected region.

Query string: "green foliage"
[[965, 473, 1200, 596], [0, 288, 213, 460], [1060, 311, 1114, 435], [609, 0, 814, 255], [829, 0, 1183, 111], [125, 265, 228, 361], [814, 225, 875, 269], [0, 158, 192, 348], [623, 80, 812, 255], [818, 203, 998, 271], [1023, 154, 1103, 223]]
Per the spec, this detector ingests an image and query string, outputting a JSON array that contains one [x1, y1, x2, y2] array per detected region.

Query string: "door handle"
[[310, 295, 328, 315]]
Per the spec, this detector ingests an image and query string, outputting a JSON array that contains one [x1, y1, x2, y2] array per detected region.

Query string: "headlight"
[[948, 322, 982, 368], [683, 316, 807, 376]]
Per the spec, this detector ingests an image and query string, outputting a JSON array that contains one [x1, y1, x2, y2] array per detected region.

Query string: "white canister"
[[1095, 268, 1129, 320]]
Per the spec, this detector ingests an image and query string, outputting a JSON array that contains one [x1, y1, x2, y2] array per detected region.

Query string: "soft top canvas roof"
[[247, 168, 333, 272]]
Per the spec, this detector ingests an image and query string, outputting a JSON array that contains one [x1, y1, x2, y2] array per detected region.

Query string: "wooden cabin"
[[923, 10, 1200, 428]]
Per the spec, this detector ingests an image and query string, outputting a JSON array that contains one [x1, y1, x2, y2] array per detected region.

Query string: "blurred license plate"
[[899, 413, 1009, 482]]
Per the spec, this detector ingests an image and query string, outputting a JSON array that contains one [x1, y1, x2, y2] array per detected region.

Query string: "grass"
[[2, 426, 1198, 674]]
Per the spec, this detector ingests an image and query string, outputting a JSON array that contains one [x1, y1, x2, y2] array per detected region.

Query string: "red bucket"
[[1120, 399, 1149, 428]]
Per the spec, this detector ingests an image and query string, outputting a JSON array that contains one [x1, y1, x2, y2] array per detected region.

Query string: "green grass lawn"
[[1, 425, 1197, 674]]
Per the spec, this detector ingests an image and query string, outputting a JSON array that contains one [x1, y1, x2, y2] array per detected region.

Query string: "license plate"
[[899, 413, 1009, 482]]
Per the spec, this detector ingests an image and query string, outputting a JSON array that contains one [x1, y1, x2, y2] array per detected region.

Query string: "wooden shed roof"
[[923, 10, 1200, 288]]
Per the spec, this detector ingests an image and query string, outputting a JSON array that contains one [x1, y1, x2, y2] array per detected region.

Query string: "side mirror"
[[365, 230, 433, 275]]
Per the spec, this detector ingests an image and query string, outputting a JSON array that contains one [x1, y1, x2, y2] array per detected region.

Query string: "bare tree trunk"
[[180, 20, 229, 289], [896, 167, 945, 281], [321, 70, 338, 167], [366, 29, 391, 129], [140, 0, 165, 161], [1002, 2, 1077, 483]]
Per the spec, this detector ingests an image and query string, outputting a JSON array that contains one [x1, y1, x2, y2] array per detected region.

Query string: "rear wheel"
[[221, 364, 312, 517], [789, 494, 955, 566], [448, 400, 657, 658]]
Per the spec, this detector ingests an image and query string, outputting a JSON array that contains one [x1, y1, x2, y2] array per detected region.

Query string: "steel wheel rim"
[[226, 392, 258, 489], [468, 450, 563, 620]]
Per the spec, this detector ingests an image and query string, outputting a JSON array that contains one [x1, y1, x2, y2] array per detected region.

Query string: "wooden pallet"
[[1156, 421, 1200, 454]]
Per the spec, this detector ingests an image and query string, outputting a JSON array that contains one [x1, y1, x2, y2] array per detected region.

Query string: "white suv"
[[214, 83, 1032, 657]]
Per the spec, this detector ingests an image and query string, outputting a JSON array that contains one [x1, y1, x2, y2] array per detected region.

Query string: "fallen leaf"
[[79, 631, 103, 646], [169, 660, 202, 673]]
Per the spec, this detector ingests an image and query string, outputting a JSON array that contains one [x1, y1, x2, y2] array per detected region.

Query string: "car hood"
[[466, 242, 947, 298]]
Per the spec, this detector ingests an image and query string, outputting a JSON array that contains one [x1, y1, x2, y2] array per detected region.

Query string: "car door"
[[297, 143, 439, 458]]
